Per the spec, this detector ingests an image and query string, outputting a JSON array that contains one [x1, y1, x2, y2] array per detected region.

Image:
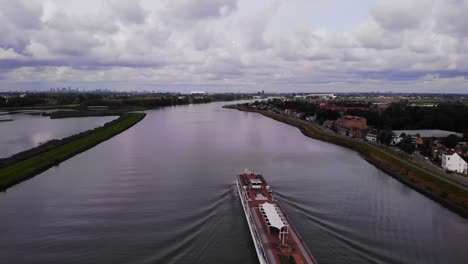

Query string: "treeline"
[[0, 94, 46, 107], [52, 93, 103, 105], [331, 100, 371, 107], [268, 99, 317, 115], [347, 103, 468, 132], [267, 99, 339, 124], [1, 93, 252, 109], [265, 100, 468, 133], [85, 97, 177, 108], [210, 93, 249, 101], [42, 111, 121, 119]]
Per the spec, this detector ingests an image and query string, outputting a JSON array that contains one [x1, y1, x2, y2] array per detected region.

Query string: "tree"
[[462, 129, 468, 142], [400, 135, 416, 154], [378, 130, 394, 146], [316, 109, 340, 124], [420, 138, 432, 157], [443, 134, 459, 148]]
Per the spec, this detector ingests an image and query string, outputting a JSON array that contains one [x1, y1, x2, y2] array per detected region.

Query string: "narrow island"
[[0, 113, 146, 191], [224, 104, 468, 218]]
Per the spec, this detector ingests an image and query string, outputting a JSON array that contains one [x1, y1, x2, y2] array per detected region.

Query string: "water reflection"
[[0, 112, 116, 158], [0, 103, 467, 264]]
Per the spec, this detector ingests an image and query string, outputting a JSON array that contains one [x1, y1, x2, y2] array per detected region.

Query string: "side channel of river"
[[0, 102, 467, 264], [0, 112, 116, 158]]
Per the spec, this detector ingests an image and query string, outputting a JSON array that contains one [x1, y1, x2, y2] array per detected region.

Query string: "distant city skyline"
[[1, 0, 467, 93]]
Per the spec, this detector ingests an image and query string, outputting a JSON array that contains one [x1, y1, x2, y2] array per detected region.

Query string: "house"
[[284, 109, 296, 116], [431, 143, 446, 160], [323, 120, 336, 129], [391, 135, 403, 145], [293, 95, 307, 101], [454, 145, 468, 160], [416, 136, 424, 145], [306, 93, 336, 99], [319, 103, 368, 112], [295, 112, 305, 119], [392, 129, 463, 138], [305, 115, 316, 122], [366, 130, 378, 142], [336, 115, 367, 138], [441, 153, 468, 174]]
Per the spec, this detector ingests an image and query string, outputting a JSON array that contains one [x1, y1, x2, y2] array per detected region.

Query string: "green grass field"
[[0, 113, 146, 190]]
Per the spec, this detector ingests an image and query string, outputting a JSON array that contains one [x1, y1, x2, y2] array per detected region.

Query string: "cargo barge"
[[237, 170, 318, 264]]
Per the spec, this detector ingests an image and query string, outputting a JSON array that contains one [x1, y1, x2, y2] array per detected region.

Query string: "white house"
[[441, 153, 468, 174], [365, 130, 378, 142], [390, 135, 403, 145]]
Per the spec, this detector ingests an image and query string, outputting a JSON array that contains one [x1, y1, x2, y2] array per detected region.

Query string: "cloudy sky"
[[0, 0, 467, 93]]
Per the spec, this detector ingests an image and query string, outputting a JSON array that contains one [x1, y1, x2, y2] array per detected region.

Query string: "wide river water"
[[0, 102, 467, 264], [0, 111, 115, 158]]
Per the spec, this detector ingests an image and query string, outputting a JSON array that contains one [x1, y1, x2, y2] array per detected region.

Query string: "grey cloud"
[[107, 0, 147, 24], [163, 0, 238, 20], [0, 0, 43, 30], [33, 29, 102, 57], [45, 12, 119, 34], [0, 0, 43, 53], [370, 0, 428, 31], [356, 23, 403, 50], [357, 69, 468, 81], [1, 0, 468, 93], [434, 0, 468, 37]]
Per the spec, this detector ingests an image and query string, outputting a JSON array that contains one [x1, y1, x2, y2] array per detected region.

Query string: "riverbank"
[[41, 110, 128, 119], [0, 113, 145, 191], [224, 104, 468, 218]]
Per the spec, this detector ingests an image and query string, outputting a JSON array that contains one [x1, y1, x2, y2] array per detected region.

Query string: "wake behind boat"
[[237, 169, 318, 264]]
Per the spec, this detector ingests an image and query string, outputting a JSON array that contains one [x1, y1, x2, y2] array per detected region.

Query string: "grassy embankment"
[[0, 104, 80, 111], [0, 113, 146, 191], [224, 105, 468, 217], [41, 110, 142, 119]]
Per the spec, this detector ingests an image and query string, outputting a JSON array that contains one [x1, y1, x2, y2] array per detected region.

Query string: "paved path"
[[412, 152, 468, 187]]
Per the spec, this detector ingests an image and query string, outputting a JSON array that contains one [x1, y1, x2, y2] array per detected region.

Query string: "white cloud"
[[0, 0, 467, 92], [370, 0, 429, 31]]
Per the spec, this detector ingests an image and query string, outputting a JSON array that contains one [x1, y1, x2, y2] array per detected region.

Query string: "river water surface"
[[0, 102, 467, 264], [0, 112, 115, 158]]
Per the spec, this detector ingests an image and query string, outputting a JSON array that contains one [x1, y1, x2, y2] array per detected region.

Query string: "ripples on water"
[[0, 102, 467, 264]]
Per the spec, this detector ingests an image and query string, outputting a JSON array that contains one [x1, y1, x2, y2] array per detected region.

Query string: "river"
[[0, 102, 467, 264], [0, 111, 116, 158]]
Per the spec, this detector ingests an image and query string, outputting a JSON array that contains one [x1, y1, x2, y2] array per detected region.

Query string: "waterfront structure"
[[284, 109, 297, 116], [393, 130, 463, 138], [319, 103, 368, 112], [190, 91, 207, 95], [441, 153, 468, 174], [293, 94, 336, 100], [336, 115, 367, 138], [237, 170, 317, 264], [323, 120, 335, 129], [366, 130, 378, 142], [390, 135, 403, 145], [306, 93, 336, 99]]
